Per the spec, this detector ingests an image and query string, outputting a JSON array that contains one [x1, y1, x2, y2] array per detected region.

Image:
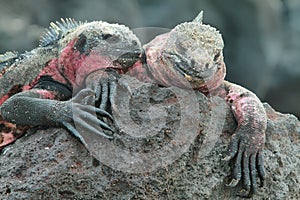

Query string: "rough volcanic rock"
[[0, 77, 299, 199]]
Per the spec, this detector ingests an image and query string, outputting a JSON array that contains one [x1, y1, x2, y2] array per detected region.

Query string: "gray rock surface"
[[0, 78, 299, 199]]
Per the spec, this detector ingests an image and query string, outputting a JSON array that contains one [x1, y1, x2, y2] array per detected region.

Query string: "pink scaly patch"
[[24, 58, 69, 91], [58, 39, 85, 86], [35, 89, 57, 99], [0, 120, 28, 149], [0, 132, 16, 149], [0, 95, 10, 106], [58, 38, 120, 89]]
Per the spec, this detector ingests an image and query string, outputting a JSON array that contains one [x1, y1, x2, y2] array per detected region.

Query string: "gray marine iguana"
[[0, 13, 267, 197], [127, 12, 267, 197]]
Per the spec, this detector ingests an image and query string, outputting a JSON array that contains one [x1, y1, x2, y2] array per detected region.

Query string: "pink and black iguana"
[[0, 19, 142, 147], [0, 13, 267, 197]]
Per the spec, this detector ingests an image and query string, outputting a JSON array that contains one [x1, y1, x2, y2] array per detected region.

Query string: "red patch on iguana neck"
[[22, 58, 69, 92], [35, 89, 57, 99], [0, 95, 9, 106], [58, 39, 86, 86], [58, 38, 121, 89]]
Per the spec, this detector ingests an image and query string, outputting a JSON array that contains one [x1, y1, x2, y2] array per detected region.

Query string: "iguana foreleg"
[[222, 81, 267, 197], [0, 83, 114, 148]]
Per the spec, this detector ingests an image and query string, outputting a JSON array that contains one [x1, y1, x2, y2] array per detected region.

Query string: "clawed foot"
[[93, 69, 119, 112], [223, 126, 266, 197], [61, 88, 115, 147]]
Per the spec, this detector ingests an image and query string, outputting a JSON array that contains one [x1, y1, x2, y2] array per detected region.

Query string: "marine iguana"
[[0, 19, 142, 148], [0, 13, 267, 197], [126, 12, 267, 197]]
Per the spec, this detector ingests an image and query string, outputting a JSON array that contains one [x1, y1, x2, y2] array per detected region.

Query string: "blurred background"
[[0, 0, 299, 117]]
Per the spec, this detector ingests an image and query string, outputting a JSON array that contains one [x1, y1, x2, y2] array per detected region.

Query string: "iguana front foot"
[[0, 88, 114, 147], [222, 81, 267, 197], [85, 70, 119, 112], [223, 126, 266, 197], [60, 88, 114, 147]]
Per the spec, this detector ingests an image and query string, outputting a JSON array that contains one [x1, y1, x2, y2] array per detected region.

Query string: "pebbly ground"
[[0, 76, 299, 200]]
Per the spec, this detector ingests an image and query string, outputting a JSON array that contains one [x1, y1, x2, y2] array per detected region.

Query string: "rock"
[[0, 78, 299, 199]]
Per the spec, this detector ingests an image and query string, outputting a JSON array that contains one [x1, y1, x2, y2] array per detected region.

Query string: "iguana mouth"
[[167, 52, 213, 83], [113, 49, 141, 69]]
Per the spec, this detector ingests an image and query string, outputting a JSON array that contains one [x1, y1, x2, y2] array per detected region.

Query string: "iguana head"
[[146, 12, 226, 92], [40, 19, 142, 72]]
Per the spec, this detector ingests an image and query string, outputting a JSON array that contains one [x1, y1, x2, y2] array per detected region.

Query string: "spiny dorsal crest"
[[0, 51, 19, 69], [39, 18, 84, 47], [0, 51, 18, 63]]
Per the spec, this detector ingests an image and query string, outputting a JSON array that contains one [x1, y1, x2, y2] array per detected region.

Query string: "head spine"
[[39, 18, 84, 47], [193, 11, 204, 24]]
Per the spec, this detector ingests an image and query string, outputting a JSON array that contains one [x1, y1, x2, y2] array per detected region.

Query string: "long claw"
[[0, 132, 19, 149], [95, 82, 102, 101], [95, 107, 113, 121], [99, 81, 108, 110], [109, 79, 117, 101], [227, 146, 242, 187], [257, 151, 266, 187], [227, 178, 240, 188], [242, 151, 251, 192], [109, 80, 118, 115], [96, 108, 113, 120], [237, 154, 257, 198], [62, 122, 88, 147], [77, 119, 113, 139], [77, 104, 113, 120], [79, 111, 113, 132], [250, 154, 258, 194], [223, 136, 239, 161]]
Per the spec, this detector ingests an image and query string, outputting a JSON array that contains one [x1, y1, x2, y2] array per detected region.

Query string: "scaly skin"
[[0, 14, 266, 197], [0, 19, 142, 149], [127, 12, 267, 197]]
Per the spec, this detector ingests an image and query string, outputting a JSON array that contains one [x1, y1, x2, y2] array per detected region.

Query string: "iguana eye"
[[103, 34, 120, 43], [102, 33, 112, 40], [213, 52, 220, 62], [74, 33, 87, 54]]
